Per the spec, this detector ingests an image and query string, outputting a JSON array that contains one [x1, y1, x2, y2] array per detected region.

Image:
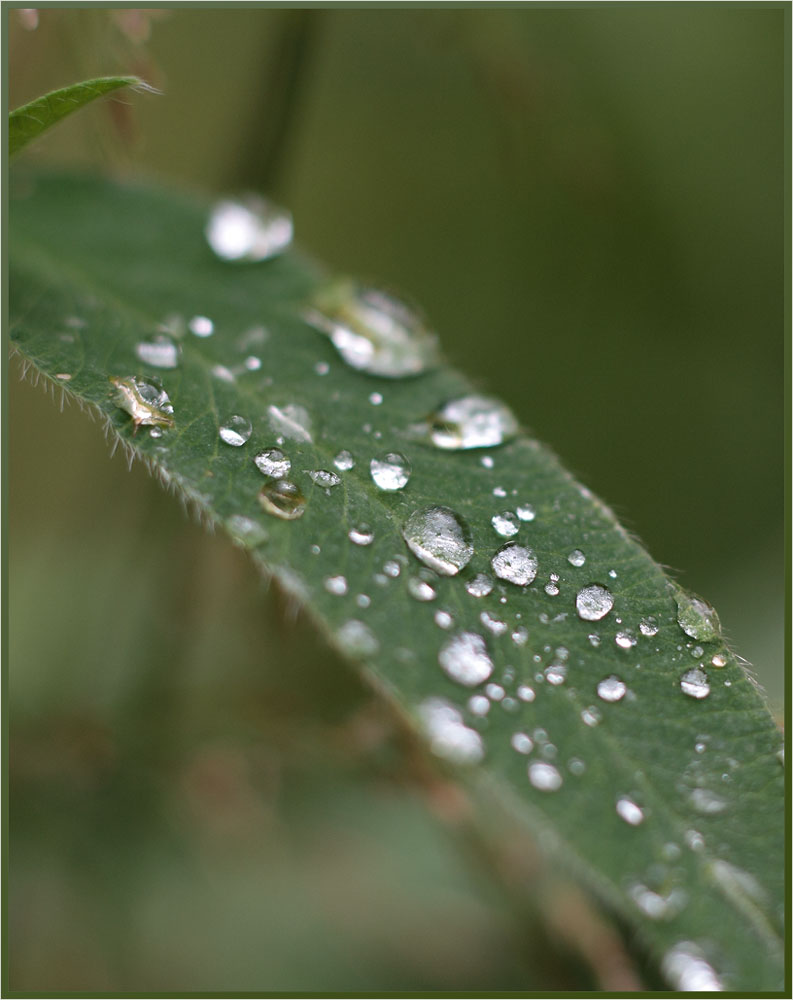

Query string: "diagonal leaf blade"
[[9, 77, 150, 158], [9, 172, 785, 991]]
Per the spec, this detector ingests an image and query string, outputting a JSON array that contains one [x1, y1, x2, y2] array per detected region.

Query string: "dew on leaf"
[[615, 630, 637, 650], [219, 414, 252, 446], [206, 195, 293, 262], [639, 616, 659, 637], [680, 668, 710, 700], [516, 503, 536, 522], [567, 549, 586, 567], [438, 631, 494, 686], [267, 403, 313, 443], [419, 698, 484, 765], [109, 375, 174, 432], [254, 448, 291, 478], [492, 511, 520, 538], [711, 653, 727, 668], [528, 761, 563, 792], [468, 695, 490, 716], [581, 706, 602, 726], [308, 469, 341, 490], [244, 355, 262, 371], [485, 682, 505, 700], [407, 577, 436, 602], [324, 575, 348, 596], [466, 573, 494, 598], [402, 506, 473, 576], [333, 449, 355, 471], [135, 334, 180, 369], [428, 394, 519, 450], [370, 451, 411, 491], [434, 610, 453, 630], [188, 315, 214, 337], [661, 942, 723, 992], [689, 787, 728, 814], [348, 524, 374, 546], [576, 584, 614, 621], [597, 675, 627, 703], [480, 611, 508, 636], [337, 619, 379, 657], [491, 543, 537, 586], [306, 281, 439, 377], [211, 364, 236, 383], [383, 559, 402, 578], [616, 796, 645, 826], [258, 479, 305, 520], [369, 391, 383, 406], [55, 372, 72, 381], [545, 663, 567, 686], [511, 732, 534, 754], [225, 514, 268, 547], [517, 685, 535, 702], [676, 593, 720, 642]]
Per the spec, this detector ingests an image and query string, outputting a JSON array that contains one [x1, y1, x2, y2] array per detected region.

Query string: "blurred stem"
[[229, 10, 320, 195]]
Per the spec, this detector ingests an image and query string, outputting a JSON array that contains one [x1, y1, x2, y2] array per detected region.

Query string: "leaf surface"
[[9, 172, 785, 990]]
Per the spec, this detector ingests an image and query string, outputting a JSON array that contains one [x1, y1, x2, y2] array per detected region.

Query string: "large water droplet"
[[308, 469, 341, 490], [466, 573, 494, 598], [419, 698, 484, 765], [680, 668, 710, 700], [258, 480, 305, 520], [438, 631, 494, 686], [677, 593, 720, 642], [491, 543, 537, 586], [402, 506, 473, 576], [616, 796, 645, 826], [567, 549, 586, 567], [492, 511, 520, 537], [206, 195, 293, 262], [267, 403, 313, 443], [597, 675, 627, 703], [661, 942, 723, 992], [428, 394, 519, 450], [370, 451, 411, 491], [254, 447, 291, 478], [528, 761, 563, 792], [219, 414, 252, 446], [576, 584, 614, 621], [135, 334, 180, 369], [306, 281, 439, 377], [110, 375, 174, 432]]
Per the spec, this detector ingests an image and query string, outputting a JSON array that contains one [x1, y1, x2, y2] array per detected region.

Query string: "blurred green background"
[[8, 7, 786, 992]]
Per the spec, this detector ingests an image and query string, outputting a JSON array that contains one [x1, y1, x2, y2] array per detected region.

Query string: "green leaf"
[[9, 77, 150, 157], [9, 172, 784, 991]]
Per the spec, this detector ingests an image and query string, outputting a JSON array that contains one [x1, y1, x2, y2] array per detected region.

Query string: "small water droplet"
[[491, 511, 520, 538], [383, 559, 402, 579], [568, 757, 586, 776], [135, 334, 180, 369], [662, 942, 723, 992], [544, 580, 560, 597], [55, 372, 72, 381], [528, 761, 562, 792], [576, 584, 614, 621], [434, 610, 453, 629], [337, 619, 379, 657], [517, 685, 535, 702], [110, 375, 174, 432], [639, 616, 659, 637], [324, 575, 348, 596], [407, 577, 436, 602], [468, 694, 490, 717], [308, 469, 341, 489], [689, 787, 727, 814], [512, 626, 529, 647], [581, 705, 602, 726], [268, 403, 313, 443], [254, 448, 291, 478], [333, 449, 355, 471], [711, 653, 727, 668], [370, 451, 411, 491], [189, 315, 214, 337], [428, 394, 519, 450], [306, 282, 439, 377], [219, 414, 252, 446], [258, 479, 305, 520], [226, 514, 268, 547], [369, 391, 383, 406], [480, 455, 495, 469], [419, 698, 484, 765], [676, 593, 720, 642], [314, 361, 330, 376], [567, 549, 586, 567], [480, 611, 508, 636], [149, 426, 163, 439], [466, 573, 494, 598], [516, 503, 536, 522], [491, 543, 537, 586], [244, 355, 262, 371], [439, 631, 494, 686], [615, 630, 637, 650], [511, 732, 534, 754], [616, 796, 645, 826], [545, 663, 567, 686], [356, 594, 370, 608], [211, 364, 236, 383], [597, 675, 627, 703], [348, 524, 374, 546], [680, 668, 710, 699], [206, 195, 293, 261], [402, 506, 473, 576], [485, 682, 505, 701]]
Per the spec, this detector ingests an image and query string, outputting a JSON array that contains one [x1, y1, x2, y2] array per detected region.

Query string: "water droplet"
[[324, 575, 348, 596], [149, 426, 163, 439], [308, 469, 341, 490], [676, 593, 720, 642], [491, 543, 537, 586], [581, 705, 602, 726], [428, 394, 519, 450], [485, 682, 505, 701], [254, 448, 291, 478], [680, 668, 710, 700], [480, 611, 508, 636], [568, 757, 586, 776], [337, 619, 379, 657], [597, 675, 627, 703], [314, 361, 330, 376], [369, 391, 383, 406], [576, 584, 614, 621], [544, 580, 560, 597], [528, 761, 562, 792], [688, 787, 727, 814], [407, 577, 436, 602], [466, 573, 494, 598], [383, 559, 402, 578], [491, 511, 520, 538], [434, 610, 453, 630], [268, 403, 313, 443], [512, 626, 529, 647], [333, 449, 355, 471], [226, 514, 268, 547], [517, 685, 535, 702], [639, 616, 659, 637], [480, 455, 494, 469], [567, 549, 586, 567], [244, 355, 262, 371], [616, 796, 645, 826], [110, 375, 174, 432], [348, 524, 374, 546], [219, 414, 252, 446], [189, 315, 214, 337], [516, 503, 536, 522], [370, 451, 411, 491], [511, 732, 534, 754], [135, 334, 180, 369], [206, 195, 293, 261], [356, 593, 370, 608], [662, 942, 723, 992], [630, 885, 687, 921], [55, 372, 72, 381], [545, 663, 567, 686], [258, 479, 305, 520], [689, 644, 704, 659], [711, 653, 727, 668], [419, 698, 484, 765], [438, 632, 494, 686], [306, 282, 439, 377], [211, 364, 236, 383], [402, 506, 473, 576], [615, 630, 637, 650]]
